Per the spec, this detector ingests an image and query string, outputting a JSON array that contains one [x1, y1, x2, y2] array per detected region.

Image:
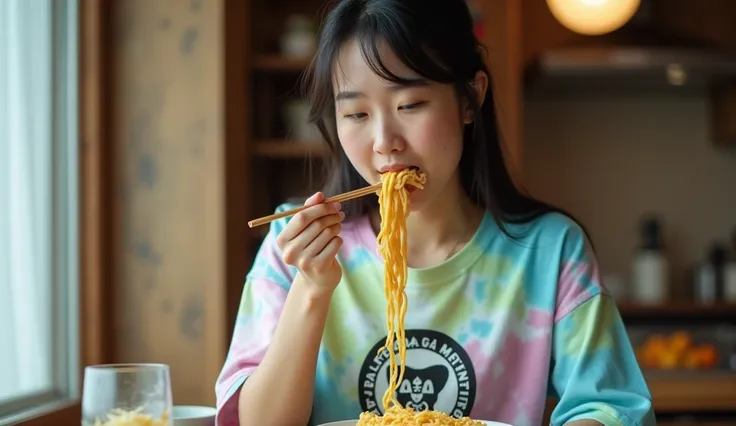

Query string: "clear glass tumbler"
[[81, 363, 173, 426]]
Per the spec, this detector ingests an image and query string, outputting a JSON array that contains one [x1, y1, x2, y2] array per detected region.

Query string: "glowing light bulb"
[[546, 0, 641, 36]]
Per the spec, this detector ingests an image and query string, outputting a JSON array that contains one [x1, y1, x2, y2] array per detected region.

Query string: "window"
[[0, 0, 80, 423]]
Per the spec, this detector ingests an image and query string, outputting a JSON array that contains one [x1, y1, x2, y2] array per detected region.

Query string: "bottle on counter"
[[631, 216, 669, 304], [694, 243, 728, 304], [724, 227, 736, 302]]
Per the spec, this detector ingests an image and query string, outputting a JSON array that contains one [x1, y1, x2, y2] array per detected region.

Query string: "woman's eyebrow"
[[335, 78, 429, 101]]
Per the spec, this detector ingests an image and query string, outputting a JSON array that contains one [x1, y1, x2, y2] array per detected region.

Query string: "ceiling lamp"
[[546, 0, 641, 36]]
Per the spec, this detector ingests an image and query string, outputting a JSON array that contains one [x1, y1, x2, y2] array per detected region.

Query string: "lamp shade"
[[546, 0, 641, 36]]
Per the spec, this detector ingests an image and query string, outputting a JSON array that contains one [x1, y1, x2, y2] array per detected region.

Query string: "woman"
[[215, 1, 656, 425]]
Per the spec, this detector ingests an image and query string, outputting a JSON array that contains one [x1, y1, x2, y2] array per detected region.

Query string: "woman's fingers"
[[282, 213, 343, 265], [270, 191, 345, 292], [276, 193, 341, 249], [312, 236, 343, 270], [301, 222, 342, 259], [304, 191, 324, 206]]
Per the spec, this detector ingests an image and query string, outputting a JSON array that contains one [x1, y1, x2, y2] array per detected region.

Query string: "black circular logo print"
[[358, 329, 476, 418]]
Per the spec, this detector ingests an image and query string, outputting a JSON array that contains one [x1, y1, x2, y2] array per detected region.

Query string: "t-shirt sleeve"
[[549, 224, 656, 426], [214, 205, 298, 426]]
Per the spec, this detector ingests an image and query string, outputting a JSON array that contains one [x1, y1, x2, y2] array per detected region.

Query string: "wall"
[[524, 93, 736, 298], [110, 0, 227, 405]]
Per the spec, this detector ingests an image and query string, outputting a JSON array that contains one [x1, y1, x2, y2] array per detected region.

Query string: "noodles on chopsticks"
[[356, 169, 483, 426]]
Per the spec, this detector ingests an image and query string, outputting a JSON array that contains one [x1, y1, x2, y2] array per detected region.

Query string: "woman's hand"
[[276, 192, 345, 297]]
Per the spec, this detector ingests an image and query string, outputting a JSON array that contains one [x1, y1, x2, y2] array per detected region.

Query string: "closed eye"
[[344, 112, 368, 121], [398, 101, 427, 111]]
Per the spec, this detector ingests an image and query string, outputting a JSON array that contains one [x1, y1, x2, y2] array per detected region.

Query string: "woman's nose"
[[372, 120, 406, 154]]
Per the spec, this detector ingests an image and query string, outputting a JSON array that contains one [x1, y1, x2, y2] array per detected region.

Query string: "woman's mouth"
[[378, 164, 420, 174], [377, 165, 424, 193]]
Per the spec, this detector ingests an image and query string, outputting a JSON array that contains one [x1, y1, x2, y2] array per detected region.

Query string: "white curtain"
[[0, 0, 54, 402]]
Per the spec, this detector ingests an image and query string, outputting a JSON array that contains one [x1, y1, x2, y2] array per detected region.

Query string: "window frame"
[[0, 0, 78, 421], [7, 0, 111, 424]]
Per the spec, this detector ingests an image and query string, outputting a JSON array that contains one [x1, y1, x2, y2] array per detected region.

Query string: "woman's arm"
[[550, 293, 655, 426], [238, 275, 331, 426], [215, 199, 343, 426], [549, 224, 656, 426]]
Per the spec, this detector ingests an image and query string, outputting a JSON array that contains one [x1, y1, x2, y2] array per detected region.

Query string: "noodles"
[[375, 168, 426, 411], [89, 407, 169, 426], [356, 169, 483, 426], [358, 406, 485, 426]]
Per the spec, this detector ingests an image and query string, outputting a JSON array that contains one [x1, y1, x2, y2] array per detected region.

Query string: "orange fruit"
[[659, 351, 679, 369], [668, 331, 692, 352], [695, 345, 719, 368], [682, 351, 701, 369]]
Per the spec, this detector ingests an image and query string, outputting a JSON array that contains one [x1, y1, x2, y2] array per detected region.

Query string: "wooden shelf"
[[253, 54, 311, 72], [618, 302, 736, 320], [253, 140, 327, 158], [646, 371, 736, 412], [545, 373, 736, 423], [545, 372, 736, 414]]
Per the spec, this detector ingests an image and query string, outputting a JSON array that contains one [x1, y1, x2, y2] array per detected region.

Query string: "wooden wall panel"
[[480, 0, 525, 180], [110, 0, 227, 406], [223, 0, 252, 341], [80, 0, 111, 372]]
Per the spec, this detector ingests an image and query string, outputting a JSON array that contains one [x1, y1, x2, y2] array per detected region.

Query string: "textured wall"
[[525, 94, 736, 298], [110, 0, 226, 405]]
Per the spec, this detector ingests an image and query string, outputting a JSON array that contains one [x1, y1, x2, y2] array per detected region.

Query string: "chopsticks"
[[247, 182, 383, 228]]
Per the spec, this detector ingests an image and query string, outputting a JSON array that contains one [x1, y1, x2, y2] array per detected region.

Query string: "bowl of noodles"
[[319, 419, 511, 426], [318, 422, 510, 426], [317, 406, 511, 426]]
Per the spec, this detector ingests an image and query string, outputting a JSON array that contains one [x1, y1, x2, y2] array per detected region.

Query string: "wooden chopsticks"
[[247, 182, 383, 228]]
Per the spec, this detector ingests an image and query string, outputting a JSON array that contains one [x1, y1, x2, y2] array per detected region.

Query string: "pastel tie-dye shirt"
[[215, 204, 656, 426]]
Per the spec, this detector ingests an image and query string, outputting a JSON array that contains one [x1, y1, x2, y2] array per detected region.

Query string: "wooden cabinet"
[[647, 373, 736, 413], [711, 85, 736, 146], [521, 0, 736, 146], [242, 0, 328, 240]]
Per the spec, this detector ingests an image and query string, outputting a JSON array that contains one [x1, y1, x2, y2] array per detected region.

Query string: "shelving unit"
[[253, 54, 311, 72], [243, 0, 329, 248], [253, 139, 327, 158], [619, 300, 736, 416], [618, 302, 736, 321]]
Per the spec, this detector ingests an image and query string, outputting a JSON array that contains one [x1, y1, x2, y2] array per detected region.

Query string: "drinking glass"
[[82, 364, 173, 426]]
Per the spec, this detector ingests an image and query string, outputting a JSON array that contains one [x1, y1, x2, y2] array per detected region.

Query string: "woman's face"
[[332, 38, 471, 211]]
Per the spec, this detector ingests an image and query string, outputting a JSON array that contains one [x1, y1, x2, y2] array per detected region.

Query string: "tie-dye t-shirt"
[[215, 204, 656, 426]]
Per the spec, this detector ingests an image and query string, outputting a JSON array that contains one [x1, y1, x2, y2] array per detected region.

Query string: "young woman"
[[215, 1, 656, 425]]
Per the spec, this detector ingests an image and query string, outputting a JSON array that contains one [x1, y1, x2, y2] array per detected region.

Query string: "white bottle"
[[631, 217, 669, 304]]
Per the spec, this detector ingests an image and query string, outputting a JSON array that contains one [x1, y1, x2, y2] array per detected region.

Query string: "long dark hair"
[[301, 0, 583, 240]]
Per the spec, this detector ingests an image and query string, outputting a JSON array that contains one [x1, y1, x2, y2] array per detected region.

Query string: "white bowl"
[[172, 405, 216, 426], [318, 421, 511, 426]]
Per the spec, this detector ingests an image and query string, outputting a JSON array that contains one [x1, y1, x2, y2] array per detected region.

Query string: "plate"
[[318, 421, 511, 426]]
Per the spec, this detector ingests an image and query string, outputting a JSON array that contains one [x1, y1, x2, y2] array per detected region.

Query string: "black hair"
[[301, 0, 586, 241]]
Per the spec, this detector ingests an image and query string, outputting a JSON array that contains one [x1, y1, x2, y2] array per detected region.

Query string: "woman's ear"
[[463, 70, 489, 124], [473, 70, 489, 106]]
